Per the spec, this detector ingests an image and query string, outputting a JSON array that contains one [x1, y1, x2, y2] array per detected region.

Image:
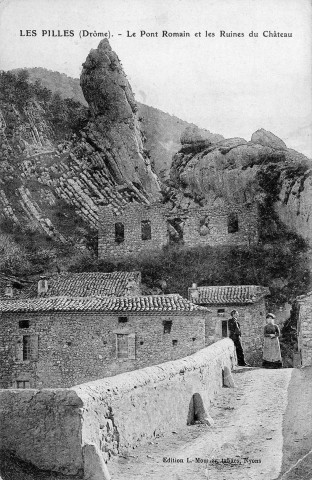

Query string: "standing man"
[[228, 310, 249, 366]]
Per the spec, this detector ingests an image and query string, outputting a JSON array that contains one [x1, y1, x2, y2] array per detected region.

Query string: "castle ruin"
[[98, 202, 259, 261]]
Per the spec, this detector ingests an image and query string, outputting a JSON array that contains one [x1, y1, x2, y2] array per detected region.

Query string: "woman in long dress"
[[262, 313, 283, 368]]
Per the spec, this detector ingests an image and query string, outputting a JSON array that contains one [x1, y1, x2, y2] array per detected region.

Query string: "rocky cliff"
[[0, 39, 311, 300], [0, 41, 164, 275], [16, 67, 221, 181], [80, 40, 160, 199], [169, 127, 312, 247]]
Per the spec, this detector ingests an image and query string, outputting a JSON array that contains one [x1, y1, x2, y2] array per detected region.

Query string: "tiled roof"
[[22, 271, 141, 298], [189, 285, 270, 305], [0, 294, 207, 313]]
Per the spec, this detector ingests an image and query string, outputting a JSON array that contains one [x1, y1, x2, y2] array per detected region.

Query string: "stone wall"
[[98, 202, 259, 261], [202, 301, 267, 365], [98, 203, 168, 261], [0, 310, 207, 388], [0, 339, 235, 479], [297, 298, 312, 366], [0, 388, 83, 475]]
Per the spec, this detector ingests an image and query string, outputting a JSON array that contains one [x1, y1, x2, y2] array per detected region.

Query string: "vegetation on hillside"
[[0, 70, 88, 139], [0, 69, 310, 315], [11, 67, 87, 105], [66, 228, 310, 310]]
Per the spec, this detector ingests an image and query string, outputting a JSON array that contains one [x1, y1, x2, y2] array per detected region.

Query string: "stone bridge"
[[0, 339, 235, 480]]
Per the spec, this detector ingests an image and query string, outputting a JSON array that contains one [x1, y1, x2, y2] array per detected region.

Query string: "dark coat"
[[228, 317, 241, 339]]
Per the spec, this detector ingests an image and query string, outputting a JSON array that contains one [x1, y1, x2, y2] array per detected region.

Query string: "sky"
[[0, 0, 311, 157]]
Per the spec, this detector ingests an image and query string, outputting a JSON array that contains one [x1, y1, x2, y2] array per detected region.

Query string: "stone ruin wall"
[[0, 339, 235, 480], [98, 203, 168, 261], [98, 202, 259, 261], [298, 301, 312, 367]]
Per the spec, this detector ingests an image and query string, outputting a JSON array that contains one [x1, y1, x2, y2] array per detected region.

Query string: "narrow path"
[[109, 368, 293, 480]]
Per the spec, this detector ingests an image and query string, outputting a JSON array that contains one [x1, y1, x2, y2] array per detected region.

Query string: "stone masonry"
[[98, 202, 259, 261], [188, 285, 270, 365], [0, 295, 209, 388], [0, 339, 235, 479], [296, 292, 312, 366]]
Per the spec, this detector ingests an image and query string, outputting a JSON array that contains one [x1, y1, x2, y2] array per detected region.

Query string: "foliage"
[[11, 67, 87, 105], [67, 232, 310, 308], [0, 70, 88, 139]]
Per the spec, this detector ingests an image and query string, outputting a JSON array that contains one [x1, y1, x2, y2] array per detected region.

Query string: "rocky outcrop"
[[170, 128, 312, 245], [0, 41, 163, 253], [18, 68, 223, 182], [275, 168, 312, 246], [80, 39, 160, 199]]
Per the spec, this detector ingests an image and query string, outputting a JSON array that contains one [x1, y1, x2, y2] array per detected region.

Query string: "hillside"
[[14, 67, 222, 180], [0, 41, 161, 277], [0, 39, 311, 314], [11, 67, 87, 105]]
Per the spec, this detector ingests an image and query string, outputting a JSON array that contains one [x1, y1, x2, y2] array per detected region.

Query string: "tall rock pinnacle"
[[80, 39, 160, 200]]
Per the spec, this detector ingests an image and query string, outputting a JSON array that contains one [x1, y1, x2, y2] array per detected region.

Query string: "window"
[[116, 334, 128, 358], [228, 213, 239, 233], [23, 335, 31, 361], [163, 320, 172, 334], [118, 316, 128, 323], [141, 220, 152, 240], [168, 218, 184, 244], [15, 335, 39, 362], [172, 339, 178, 346], [116, 333, 136, 359], [16, 380, 30, 389], [217, 309, 225, 316], [19, 320, 30, 329], [221, 320, 228, 338], [115, 222, 124, 243]]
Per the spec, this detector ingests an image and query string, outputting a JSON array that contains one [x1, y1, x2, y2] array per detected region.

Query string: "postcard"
[[0, 0, 311, 479]]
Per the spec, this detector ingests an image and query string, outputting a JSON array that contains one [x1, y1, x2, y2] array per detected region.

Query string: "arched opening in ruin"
[[141, 220, 152, 240], [187, 393, 207, 425], [115, 222, 125, 244], [227, 212, 239, 233], [199, 215, 210, 236], [167, 217, 184, 244]]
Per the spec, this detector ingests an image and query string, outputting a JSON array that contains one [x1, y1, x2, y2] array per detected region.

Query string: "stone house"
[[188, 284, 270, 364], [295, 292, 312, 367], [98, 202, 259, 262], [0, 277, 210, 388]]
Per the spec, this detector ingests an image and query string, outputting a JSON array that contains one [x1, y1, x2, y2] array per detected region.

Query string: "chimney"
[[4, 283, 13, 298], [188, 283, 199, 303], [38, 276, 48, 296]]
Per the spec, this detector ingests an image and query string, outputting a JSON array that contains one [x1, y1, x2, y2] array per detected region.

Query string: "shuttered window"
[[116, 333, 136, 359], [116, 334, 128, 359], [15, 335, 39, 362], [23, 335, 31, 360], [128, 333, 136, 360]]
